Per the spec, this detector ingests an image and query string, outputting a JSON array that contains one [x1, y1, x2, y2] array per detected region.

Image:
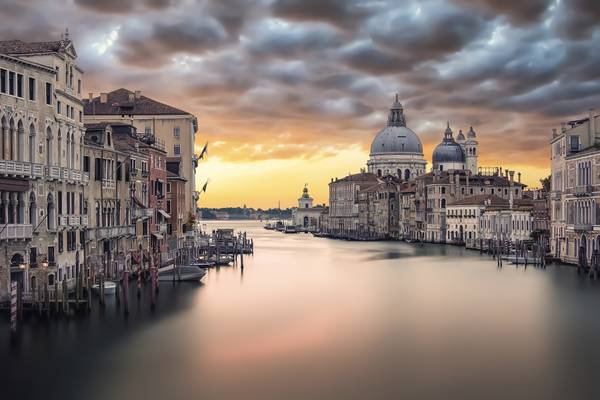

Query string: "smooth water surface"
[[3, 220, 600, 400]]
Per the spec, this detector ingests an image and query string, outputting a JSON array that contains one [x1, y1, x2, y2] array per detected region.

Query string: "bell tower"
[[465, 126, 478, 174]]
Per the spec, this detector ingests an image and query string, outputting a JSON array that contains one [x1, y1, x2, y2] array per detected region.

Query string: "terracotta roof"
[[448, 194, 508, 207], [0, 39, 66, 55], [332, 172, 379, 183], [83, 88, 190, 116]]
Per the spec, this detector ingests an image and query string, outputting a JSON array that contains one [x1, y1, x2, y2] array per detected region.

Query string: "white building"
[[446, 195, 507, 244], [367, 95, 426, 181], [293, 185, 325, 231]]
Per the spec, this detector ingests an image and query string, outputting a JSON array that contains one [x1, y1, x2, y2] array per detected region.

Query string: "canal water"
[[3, 220, 600, 399]]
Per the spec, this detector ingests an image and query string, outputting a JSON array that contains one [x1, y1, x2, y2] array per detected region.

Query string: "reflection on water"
[[3, 220, 600, 399]]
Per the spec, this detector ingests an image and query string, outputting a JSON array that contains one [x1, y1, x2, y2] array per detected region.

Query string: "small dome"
[[467, 126, 476, 138], [432, 122, 465, 164], [456, 129, 465, 142]]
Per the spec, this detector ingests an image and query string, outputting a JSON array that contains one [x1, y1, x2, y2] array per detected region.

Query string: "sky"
[[2, 0, 599, 208]]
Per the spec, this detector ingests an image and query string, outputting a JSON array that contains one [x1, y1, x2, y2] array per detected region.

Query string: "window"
[[57, 101, 61, 114], [83, 156, 90, 172], [570, 136, 580, 152], [45, 83, 52, 105], [0, 69, 6, 93], [48, 246, 55, 265], [30, 247, 37, 268], [144, 127, 152, 134], [116, 161, 122, 181], [173, 127, 180, 138], [77, 79, 81, 94], [174, 144, 181, 155], [58, 231, 64, 253], [166, 200, 171, 213], [167, 183, 171, 193], [16, 74, 23, 97], [79, 111, 82, 122], [8, 71, 15, 95], [58, 191, 63, 215], [28, 77, 36, 100]]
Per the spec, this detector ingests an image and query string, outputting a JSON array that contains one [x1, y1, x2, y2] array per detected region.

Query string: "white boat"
[[158, 265, 207, 282], [191, 259, 216, 268], [92, 281, 117, 295]]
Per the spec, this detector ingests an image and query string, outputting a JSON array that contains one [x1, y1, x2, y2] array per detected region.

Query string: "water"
[[3, 220, 600, 400]]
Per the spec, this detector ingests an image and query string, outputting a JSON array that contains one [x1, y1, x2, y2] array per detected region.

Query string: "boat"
[[191, 259, 216, 268], [284, 225, 298, 234], [264, 223, 275, 230], [158, 264, 207, 282], [211, 254, 234, 266], [92, 281, 117, 295], [275, 220, 285, 231]]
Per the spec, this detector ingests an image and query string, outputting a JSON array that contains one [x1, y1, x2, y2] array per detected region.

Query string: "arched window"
[[441, 198, 446, 208], [46, 127, 53, 166], [57, 129, 62, 168], [8, 118, 15, 160], [17, 120, 24, 161], [95, 201, 100, 226], [47, 193, 55, 230], [377, 169, 382, 178], [1, 116, 7, 160], [17, 192, 25, 224], [29, 123, 36, 163], [29, 192, 37, 226], [405, 169, 410, 181]]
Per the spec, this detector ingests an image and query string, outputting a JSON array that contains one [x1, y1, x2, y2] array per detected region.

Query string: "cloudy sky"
[[3, 0, 599, 207]]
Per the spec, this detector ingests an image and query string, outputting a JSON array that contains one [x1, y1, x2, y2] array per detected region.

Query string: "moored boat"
[[92, 281, 117, 295], [284, 225, 298, 234], [158, 265, 207, 282]]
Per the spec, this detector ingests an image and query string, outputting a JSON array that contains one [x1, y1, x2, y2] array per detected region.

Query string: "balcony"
[[82, 173, 89, 184], [141, 170, 149, 177], [574, 185, 593, 197], [58, 215, 69, 228], [81, 215, 88, 226], [131, 168, 139, 177], [101, 179, 115, 189], [574, 223, 593, 232], [0, 224, 33, 240], [158, 223, 167, 234], [133, 207, 153, 219], [69, 215, 80, 226], [0, 160, 45, 179], [96, 225, 136, 238], [46, 165, 61, 180]]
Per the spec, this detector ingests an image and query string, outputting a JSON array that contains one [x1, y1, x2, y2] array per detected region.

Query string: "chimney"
[[517, 172, 521, 183], [552, 128, 557, 138], [561, 122, 566, 133], [88, 92, 93, 101], [100, 93, 107, 103], [135, 90, 142, 99]]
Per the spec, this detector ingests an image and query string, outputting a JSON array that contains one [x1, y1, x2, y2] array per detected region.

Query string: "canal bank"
[[3, 220, 600, 400]]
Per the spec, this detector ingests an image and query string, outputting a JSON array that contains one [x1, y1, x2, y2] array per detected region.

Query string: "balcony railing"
[[69, 215, 80, 226], [58, 215, 69, 227], [574, 223, 593, 232], [0, 224, 33, 240], [574, 185, 593, 196], [46, 166, 61, 180], [97, 225, 136, 238], [0, 160, 45, 179], [101, 179, 116, 189], [158, 223, 167, 233], [81, 215, 88, 226]]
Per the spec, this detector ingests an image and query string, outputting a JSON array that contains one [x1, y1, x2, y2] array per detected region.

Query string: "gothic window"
[[29, 192, 37, 226], [29, 123, 36, 163], [46, 127, 53, 166], [47, 193, 55, 230]]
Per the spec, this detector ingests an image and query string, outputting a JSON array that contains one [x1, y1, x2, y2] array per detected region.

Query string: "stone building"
[[83, 123, 135, 277], [446, 195, 507, 245], [292, 185, 324, 231], [549, 110, 600, 264], [398, 182, 417, 239], [479, 200, 534, 243], [166, 158, 187, 246], [414, 169, 526, 243], [367, 95, 426, 180], [328, 172, 379, 237], [0, 36, 88, 301], [357, 176, 400, 239], [83, 88, 198, 218]]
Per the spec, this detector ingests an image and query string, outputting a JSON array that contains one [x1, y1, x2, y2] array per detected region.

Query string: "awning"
[[158, 210, 171, 219], [152, 233, 164, 240]]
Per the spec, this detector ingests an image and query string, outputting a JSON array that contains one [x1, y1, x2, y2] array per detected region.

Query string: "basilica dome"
[[432, 122, 465, 167], [369, 97, 423, 156]]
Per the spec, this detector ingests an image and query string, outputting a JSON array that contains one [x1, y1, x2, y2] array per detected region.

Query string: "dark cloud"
[[338, 41, 411, 74], [554, 0, 600, 39], [74, 0, 173, 14], [271, 0, 371, 28], [452, 0, 550, 25]]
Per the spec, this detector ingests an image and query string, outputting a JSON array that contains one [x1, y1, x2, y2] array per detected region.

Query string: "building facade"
[[0, 37, 88, 301], [83, 88, 198, 218], [292, 185, 324, 231]]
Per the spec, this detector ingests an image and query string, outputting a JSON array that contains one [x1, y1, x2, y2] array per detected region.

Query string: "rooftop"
[[84, 88, 190, 116]]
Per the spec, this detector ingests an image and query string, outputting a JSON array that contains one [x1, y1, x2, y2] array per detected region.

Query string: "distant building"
[[292, 185, 324, 231], [328, 172, 379, 237]]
